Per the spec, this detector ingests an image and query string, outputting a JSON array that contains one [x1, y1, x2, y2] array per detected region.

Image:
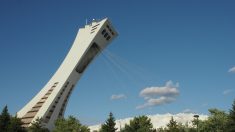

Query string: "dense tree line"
[[0, 99, 235, 132], [155, 100, 235, 132], [0, 106, 89, 132], [53, 116, 89, 132], [120, 115, 156, 132]]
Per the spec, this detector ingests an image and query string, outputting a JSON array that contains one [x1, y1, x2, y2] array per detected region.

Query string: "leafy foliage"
[[100, 112, 117, 132], [199, 108, 229, 132], [7, 116, 27, 132], [53, 116, 89, 132], [227, 100, 235, 132], [121, 115, 156, 132], [157, 119, 198, 132], [27, 118, 49, 132]]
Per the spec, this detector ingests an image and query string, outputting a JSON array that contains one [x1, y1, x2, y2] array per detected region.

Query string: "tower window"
[[101, 29, 106, 35], [104, 33, 108, 38], [106, 36, 111, 40]]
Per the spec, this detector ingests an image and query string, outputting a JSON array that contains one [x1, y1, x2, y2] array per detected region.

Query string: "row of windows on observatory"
[[91, 23, 115, 41]]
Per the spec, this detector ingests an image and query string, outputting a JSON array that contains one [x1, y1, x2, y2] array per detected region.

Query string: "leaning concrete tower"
[[17, 18, 118, 130]]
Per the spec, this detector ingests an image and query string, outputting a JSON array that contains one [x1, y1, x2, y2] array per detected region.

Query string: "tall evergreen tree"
[[166, 117, 179, 132], [0, 105, 11, 132], [100, 112, 117, 132], [27, 118, 49, 132]]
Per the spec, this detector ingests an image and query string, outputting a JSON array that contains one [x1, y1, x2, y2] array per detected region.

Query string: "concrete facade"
[[17, 18, 118, 130]]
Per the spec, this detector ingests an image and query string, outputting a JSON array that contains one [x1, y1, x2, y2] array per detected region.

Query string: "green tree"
[[198, 108, 229, 132], [100, 112, 117, 132], [27, 118, 49, 132], [177, 123, 189, 132], [7, 116, 27, 132], [121, 115, 156, 132], [227, 99, 235, 132], [0, 105, 11, 132], [166, 117, 179, 132], [156, 127, 166, 132], [53, 116, 89, 132], [156, 121, 197, 132], [182, 122, 197, 132]]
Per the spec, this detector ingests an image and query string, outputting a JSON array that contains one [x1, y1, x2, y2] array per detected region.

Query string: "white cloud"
[[137, 80, 180, 109], [228, 66, 235, 73], [136, 96, 176, 109], [166, 80, 179, 88], [89, 113, 208, 131], [223, 89, 234, 95], [111, 94, 126, 100], [140, 87, 179, 97], [148, 97, 175, 105], [140, 80, 179, 98]]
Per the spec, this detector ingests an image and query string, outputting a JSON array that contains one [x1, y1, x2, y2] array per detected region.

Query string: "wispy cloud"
[[223, 89, 234, 95], [137, 80, 180, 109], [202, 103, 208, 107], [228, 66, 235, 73], [136, 96, 176, 109], [110, 94, 126, 100], [182, 109, 194, 113]]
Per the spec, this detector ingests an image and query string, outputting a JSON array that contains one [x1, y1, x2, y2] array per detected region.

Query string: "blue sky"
[[0, 0, 235, 125]]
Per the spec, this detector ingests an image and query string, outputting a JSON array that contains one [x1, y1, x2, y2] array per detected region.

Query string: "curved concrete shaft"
[[17, 18, 118, 130]]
